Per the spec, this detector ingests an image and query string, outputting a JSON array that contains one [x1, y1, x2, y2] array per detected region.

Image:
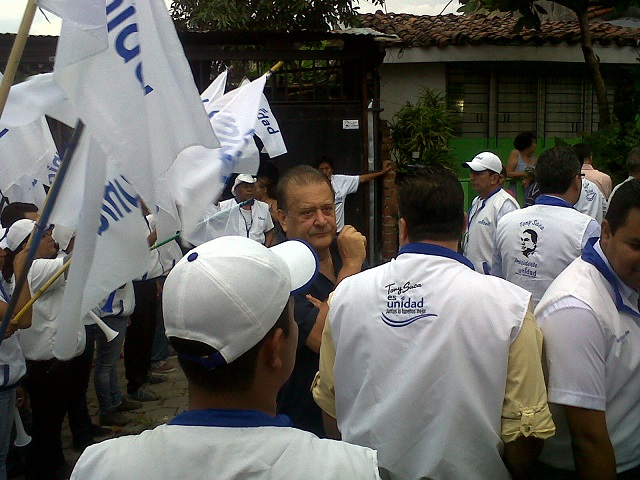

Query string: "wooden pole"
[[0, 0, 38, 118]]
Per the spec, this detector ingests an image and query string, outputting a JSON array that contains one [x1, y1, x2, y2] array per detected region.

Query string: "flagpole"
[[0, 0, 38, 117], [266, 61, 284, 77], [10, 258, 71, 324], [11, 230, 181, 323], [150, 232, 180, 251], [0, 120, 85, 346]]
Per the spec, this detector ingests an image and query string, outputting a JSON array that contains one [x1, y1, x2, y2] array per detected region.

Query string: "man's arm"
[[539, 300, 612, 479], [264, 229, 275, 248], [312, 300, 341, 439], [336, 225, 367, 285], [359, 163, 392, 184], [564, 406, 616, 480], [501, 309, 555, 477], [304, 294, 328, 353]]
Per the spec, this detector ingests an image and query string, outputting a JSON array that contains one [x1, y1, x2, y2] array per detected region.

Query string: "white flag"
[[201, 69, 228, 108], [0, 117, 58, 204], [51, 0, 230, 237], [0, 73, 74, 128], [207, 74, 269, 174], [255, 94, 287, 158], [50, 137, 149, 360]]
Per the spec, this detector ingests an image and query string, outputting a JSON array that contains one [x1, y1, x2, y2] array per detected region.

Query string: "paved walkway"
[[13, 355, 188, 478]]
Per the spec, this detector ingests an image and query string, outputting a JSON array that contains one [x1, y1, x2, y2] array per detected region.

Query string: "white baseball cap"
[[6, 219, 35, 251], [163, 236, 318, 368], [462, 152, 503, 174], [231, 174, 256, 196]]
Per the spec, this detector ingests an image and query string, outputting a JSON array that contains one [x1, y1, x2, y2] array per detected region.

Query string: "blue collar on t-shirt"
[[581, 238, 640, 319], [168, 409, 294, 428], [535, 194, 574, 209], [468, 187, 502, 228], [399, 242, 475, 271]]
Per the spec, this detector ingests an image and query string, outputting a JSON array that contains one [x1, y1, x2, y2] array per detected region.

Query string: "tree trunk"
[[575, 8, 611, 127]]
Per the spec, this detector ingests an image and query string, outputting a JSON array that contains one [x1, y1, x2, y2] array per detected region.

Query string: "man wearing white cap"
[[462, 152, 519, 274], [217, 174, 275, 246], [492, 146, 600, 307], [70, 236, 382, 480]]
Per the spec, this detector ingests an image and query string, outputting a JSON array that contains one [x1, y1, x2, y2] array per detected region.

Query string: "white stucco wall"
[[379, 63, 446, 122]]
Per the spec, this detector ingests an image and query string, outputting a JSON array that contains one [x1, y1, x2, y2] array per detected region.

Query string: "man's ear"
[[261, 328, 285, 370], [600, 219, 612, 248], [277, 209, 288, 234], [398, 217, 409, 247]]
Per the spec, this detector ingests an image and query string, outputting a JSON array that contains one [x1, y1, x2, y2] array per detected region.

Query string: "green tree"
[[170, 0, 384, 32], [458, 0, 640, 128], [389, 88, 457, 171]]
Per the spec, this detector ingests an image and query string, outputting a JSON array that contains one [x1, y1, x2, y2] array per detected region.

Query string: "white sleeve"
[[495, 200, 519, 225], [582, 219, 601, 250], [334, 174, 360, 196], [539, 299, 607, 411], [491, 225, 504, 278], [28, 258, 66, 294]]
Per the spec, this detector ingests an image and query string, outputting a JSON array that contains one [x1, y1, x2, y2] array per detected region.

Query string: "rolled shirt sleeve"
[[312, 295, 337, 419], [501, 309, 556, 443]]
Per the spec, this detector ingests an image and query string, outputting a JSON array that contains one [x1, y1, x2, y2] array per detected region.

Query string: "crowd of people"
[[0, 141, 638, 480]]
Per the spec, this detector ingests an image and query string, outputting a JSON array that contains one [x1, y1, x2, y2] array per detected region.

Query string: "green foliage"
[[583, 115, 640, 183], [170, 0, 384, 32], [389, 88, 457, 171]]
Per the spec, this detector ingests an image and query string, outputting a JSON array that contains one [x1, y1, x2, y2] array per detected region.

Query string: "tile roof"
[[359, 12, 640, 48]]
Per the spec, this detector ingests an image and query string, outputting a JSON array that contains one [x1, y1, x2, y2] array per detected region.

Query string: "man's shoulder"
[[73, 425, 381, 480], [218, 198, 235, 210]]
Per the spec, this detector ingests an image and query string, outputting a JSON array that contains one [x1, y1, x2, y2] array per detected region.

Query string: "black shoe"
[[99, 411, 132, 427], [146, 374, 167, 385], [128, 386, 159, 402], [115, 398, 143, 412], [89, 422, 113, 437]]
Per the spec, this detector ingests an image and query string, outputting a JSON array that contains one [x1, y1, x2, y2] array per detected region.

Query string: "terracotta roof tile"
[[360, 12, 640, 48]]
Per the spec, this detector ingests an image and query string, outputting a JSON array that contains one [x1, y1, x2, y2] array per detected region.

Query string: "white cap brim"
[[269, 239, 319, 294]]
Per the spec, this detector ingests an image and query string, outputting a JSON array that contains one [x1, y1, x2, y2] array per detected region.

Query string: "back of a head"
[[627, 147, 640, 175], [277, 165, 333, 213], [535, 146, 581, 195], [163, 237, 317, 394], [314, 155, 334, 170], [573, 143, 590, 165], [513, 131, 536, 151], [396, 165, 464, 242], [1, 202, 38, 228], [605, 178, 640, 235]]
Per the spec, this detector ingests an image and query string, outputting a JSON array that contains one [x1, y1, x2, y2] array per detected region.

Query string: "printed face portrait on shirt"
[[520, 229, 538, 258], [278, 181, 337, 254], [601, 208, 640, 290]]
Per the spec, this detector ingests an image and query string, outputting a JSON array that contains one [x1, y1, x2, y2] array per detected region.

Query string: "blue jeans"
[[0, 388, 16, 480], [91, 316, 128, 413], [150, 301, 170, 365]]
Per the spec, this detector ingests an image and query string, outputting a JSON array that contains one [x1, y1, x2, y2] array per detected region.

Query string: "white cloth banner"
[[255, 93, 287, 158], [0, 116, 58, 203], [185, 202, 244, 246], [201, 69, 227, 107], [206, 74, 268, 174], [202, 73, 287, 162], [0, 73, 75, 128], [50, 0, 230, 238], [49, 137, 149, 360]]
